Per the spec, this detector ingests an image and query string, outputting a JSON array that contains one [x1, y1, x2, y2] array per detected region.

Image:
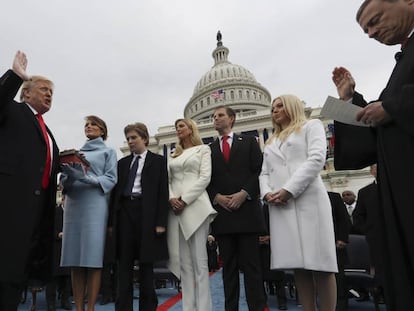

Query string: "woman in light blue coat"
[[60, 115, 117, 311]]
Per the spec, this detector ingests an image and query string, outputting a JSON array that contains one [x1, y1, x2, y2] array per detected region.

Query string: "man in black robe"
[[331, 1, 414, 310]]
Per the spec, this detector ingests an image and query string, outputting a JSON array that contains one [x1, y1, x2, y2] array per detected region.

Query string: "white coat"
[[167, 144, 217, 277], [259, 119, 337, 272]]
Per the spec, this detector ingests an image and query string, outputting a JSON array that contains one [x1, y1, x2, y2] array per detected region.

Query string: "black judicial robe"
[[333, 37, 414, 311]]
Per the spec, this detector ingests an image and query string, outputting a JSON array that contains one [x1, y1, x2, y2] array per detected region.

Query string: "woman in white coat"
[[259, 95, 337, 311], [167, 118, 217, 311]]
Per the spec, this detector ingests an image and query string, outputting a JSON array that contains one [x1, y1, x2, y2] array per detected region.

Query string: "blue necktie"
[[124, 155, 140, 196]]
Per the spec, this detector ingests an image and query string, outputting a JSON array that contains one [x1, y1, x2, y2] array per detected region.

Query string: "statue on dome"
[[216, 31, 222, 46]]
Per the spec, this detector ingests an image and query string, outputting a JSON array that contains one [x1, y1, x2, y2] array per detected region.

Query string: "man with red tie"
[[207, 106, 266, 311], [331, 1, 414, 309], [0, 51, 59, 311]]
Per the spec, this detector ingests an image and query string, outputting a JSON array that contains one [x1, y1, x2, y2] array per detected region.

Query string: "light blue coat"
[[61, 137, 117, 268]]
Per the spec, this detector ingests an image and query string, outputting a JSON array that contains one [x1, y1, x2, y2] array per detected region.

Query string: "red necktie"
[[36, 114, 51, 189], [222, 135, 230, 162]]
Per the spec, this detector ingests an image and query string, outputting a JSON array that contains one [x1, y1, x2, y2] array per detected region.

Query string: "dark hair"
[[356, 0, 397, 22], [85, 115, 108, 140], [124, 122, 149, 146], [213, 105, 236, 128]]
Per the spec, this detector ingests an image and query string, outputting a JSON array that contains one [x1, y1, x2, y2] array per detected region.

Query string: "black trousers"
[[115, 198, 157, 311], [217, 233, 266, 311], [46, 275, 71, 305], [0, 282, 23, 311]]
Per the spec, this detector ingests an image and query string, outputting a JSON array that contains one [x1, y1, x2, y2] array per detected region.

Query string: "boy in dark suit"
[[109, 122, 169, 311]]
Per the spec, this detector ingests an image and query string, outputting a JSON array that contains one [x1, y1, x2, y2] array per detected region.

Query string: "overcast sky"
[[1, 0, 400, 156]]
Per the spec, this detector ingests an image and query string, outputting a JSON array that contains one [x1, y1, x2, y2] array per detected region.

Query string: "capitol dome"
[[184, 31, 272, 123]]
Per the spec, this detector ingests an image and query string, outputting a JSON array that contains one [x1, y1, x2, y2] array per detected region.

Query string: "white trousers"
[[179, 218, 212, 311]]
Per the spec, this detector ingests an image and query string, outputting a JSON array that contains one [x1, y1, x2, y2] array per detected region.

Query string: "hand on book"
[[61, 162, 86, 180]]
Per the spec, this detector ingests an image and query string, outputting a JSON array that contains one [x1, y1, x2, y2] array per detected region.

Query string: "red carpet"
[[156, 270, 219, 310], [157, 292, 182, 311]]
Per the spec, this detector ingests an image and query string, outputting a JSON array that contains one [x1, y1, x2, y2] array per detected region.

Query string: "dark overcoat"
[[0, 70, 59, 283], [333, 37, 414, 310], [110, 151, 169, 263]]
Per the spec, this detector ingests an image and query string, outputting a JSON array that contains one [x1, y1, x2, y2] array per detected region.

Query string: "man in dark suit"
[[110, 122, 169, 311], [341, 190, 358, 233], [207, 106, 266, 311], [328, 191, 351, 311], [0, 51, 59, 311], [353, 164, 385, 303], [332, 1, 414, 309]]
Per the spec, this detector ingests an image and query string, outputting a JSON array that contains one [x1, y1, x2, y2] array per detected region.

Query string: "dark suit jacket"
[[328, 191, 351, 267], [0, 70, 59, 283], [353, 182, 382, 271], [207, 134, 265, 235], [110, 151, 169, 263]]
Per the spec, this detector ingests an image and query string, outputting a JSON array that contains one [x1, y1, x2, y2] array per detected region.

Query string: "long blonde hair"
[[171, 118, 203, 157], [266, 94, 307, 144]]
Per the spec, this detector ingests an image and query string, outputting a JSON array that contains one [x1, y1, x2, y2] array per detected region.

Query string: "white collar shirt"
[[131, 150, 148, 195]]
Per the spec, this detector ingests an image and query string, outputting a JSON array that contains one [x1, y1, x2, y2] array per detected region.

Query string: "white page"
[[321, 96, 369, 127]]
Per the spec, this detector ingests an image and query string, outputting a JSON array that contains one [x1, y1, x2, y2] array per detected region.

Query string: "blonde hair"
[[266, 94, 307, 144], [20, 75, 54, 101], [171, 118, 203, 158]]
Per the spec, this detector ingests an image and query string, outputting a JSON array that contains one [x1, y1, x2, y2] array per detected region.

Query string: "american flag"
[[211, 89, 224, 100], [327, 123, 335, 147]]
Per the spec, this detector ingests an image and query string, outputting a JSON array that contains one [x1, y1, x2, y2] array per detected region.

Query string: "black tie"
[[124, 155, 140, 196]]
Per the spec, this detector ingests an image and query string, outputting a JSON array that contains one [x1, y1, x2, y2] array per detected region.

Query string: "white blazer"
[[259, 119, 337, 272], [167, 144, 217, 277]]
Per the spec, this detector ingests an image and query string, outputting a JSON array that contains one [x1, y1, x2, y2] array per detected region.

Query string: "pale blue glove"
[[61, 162, 86, 180], [81, 175, 99, 185]]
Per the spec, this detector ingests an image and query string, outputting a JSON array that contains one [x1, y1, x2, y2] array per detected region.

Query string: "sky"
[[1, 0, 400, 157]]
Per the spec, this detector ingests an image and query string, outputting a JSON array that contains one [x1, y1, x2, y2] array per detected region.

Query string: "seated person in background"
[[46, 195, 72, 311], [353, 164, 385, 304], [259, 203, 288, 310], [207, 235, 219, 272], [328, 191, 351, 311]]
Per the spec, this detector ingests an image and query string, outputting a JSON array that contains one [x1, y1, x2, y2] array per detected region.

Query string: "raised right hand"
[[332, 66, 355, 101], [12, 51, 30, 81]]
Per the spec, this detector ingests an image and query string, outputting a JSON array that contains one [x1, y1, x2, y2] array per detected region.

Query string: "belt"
[[122, 194, 142, 201]]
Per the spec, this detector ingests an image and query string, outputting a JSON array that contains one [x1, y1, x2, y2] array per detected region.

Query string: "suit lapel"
[[22, 104, 45, 144], [230, 134, 243, 161], [211, 138, 227, 165], [141, 151, 153, 183], [266, 138, 286, 161]]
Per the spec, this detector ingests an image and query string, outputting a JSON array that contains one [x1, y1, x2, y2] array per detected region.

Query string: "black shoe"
[[99, 296, 111, 305], [278, 296, 288, 310], [356, 293, 370, 302], [61, 299, 72, 310], [47, 304, 56, 311]]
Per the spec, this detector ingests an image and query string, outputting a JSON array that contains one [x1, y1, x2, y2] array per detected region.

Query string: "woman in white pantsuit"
[[259, 95, 337, 311], [167, 118, 217, 311]]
